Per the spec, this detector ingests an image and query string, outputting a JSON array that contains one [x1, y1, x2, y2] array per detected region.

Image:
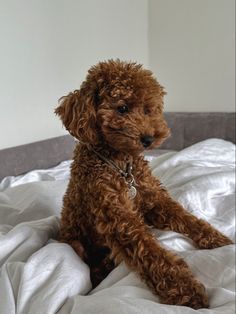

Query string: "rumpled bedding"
[[0, 139, 235, 314]]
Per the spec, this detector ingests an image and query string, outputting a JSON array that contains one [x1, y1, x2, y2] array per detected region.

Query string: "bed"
[[0, 112, 235, 314]]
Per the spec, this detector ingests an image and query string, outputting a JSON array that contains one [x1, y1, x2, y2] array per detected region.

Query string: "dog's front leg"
[[94, 188, 208, 309], [144, 186, 233, 249]]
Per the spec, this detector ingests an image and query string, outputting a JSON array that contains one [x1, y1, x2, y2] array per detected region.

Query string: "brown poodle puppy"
[[55, 60, 232, 309]]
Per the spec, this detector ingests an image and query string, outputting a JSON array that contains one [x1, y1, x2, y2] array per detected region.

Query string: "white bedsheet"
[[0, 139, 235, 314]]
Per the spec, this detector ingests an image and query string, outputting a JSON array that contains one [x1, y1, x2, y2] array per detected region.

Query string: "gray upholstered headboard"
[[0, 112, 235, 181], [163, 112, 235, 150]]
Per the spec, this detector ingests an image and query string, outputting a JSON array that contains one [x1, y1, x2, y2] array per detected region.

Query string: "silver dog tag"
[[128, 185, 137, 199]]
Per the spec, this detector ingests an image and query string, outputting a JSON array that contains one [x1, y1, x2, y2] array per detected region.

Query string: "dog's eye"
[[117, 104, 129, 114], [144, 106, 150, 115]]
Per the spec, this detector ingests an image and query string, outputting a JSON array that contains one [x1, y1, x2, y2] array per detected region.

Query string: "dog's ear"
[[157, 83, 166, 113], [55, 89, 98, 144]]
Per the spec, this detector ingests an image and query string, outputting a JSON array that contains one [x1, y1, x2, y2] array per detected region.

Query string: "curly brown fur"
[[55, 60, 232, 309]]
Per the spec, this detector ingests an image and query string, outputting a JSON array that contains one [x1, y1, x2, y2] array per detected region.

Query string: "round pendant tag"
[[128, 185, 137, 199]]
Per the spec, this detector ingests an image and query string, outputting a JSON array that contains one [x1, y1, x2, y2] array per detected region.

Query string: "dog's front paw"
[[196, 230, 233, 249], [161, 277, 209, 310], [180, 279, 209, 310]]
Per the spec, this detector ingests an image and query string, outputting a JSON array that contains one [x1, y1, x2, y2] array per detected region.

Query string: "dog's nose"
[[140, 135, 154, 148]]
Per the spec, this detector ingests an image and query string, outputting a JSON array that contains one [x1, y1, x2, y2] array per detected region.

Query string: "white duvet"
[[0, 139, 235, 314]]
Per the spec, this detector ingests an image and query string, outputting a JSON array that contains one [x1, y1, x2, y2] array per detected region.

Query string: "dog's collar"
[[90, 148, 131, 178], [82, 143, 137, 199]]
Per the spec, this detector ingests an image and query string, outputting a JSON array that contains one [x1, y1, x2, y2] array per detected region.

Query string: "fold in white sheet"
[[0, 139, 235, 314]]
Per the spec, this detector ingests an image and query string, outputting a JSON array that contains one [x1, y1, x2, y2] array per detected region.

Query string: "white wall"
[[0, 0, 235, 149], [0, 0, 148, 149], [149, 0, 235, 112]]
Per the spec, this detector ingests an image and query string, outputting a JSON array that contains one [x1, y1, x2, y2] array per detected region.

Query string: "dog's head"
[[55, 60, 170, 155]]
